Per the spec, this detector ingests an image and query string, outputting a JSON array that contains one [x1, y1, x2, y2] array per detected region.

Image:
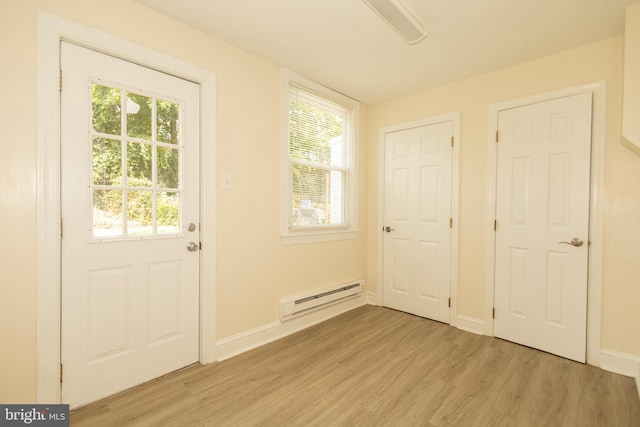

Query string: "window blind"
[[288, 83, 352, 228]]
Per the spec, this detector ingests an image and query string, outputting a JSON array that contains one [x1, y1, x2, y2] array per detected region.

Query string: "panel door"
[[494, 93, 592, 362], [61, 42, 200, 407], [382, 122, 453, 323]]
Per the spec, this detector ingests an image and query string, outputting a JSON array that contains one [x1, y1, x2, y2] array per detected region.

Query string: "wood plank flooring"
[[71, 305, 640, 426]]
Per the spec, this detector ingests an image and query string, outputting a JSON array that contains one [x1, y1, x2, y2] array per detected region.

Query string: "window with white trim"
[[282, 71, 358, 243]]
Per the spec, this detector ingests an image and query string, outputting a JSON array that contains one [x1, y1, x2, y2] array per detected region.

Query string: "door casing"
[[377, 112, 460, 326], [486, 82, 606, 366], [36, 11, 217, 403]]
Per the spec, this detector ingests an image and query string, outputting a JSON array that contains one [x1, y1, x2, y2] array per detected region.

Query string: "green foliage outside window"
[[91, 83, 181, 233], [289, 92, 346, 225]]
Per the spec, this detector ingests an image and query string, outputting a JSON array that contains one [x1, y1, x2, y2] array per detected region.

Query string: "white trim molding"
[[485, 82, 606, 366], [456, 316, 485, 336], [600, 348, 640, 398], [216, 294, 367, 361], [366, 292, 379, 306], [376, 112, 461, 326], [37, 11, 217, 403]]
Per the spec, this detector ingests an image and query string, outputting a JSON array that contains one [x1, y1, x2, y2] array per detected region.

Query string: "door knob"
[[186, 242, 199, 252], [384, 226, 395, 233], [558, 238, 584, 247]]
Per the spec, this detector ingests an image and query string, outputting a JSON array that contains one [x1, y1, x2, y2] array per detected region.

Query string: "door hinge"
[[450, 136, 454, 147], [493, 220, 497, 231], [60, 218, 64, 239], [60, 363, 63, 384], [449, 218, 453, 228], [495, 130, 499, 142], [448, 298, 451, 308], [199, 241, 202, 250], [492, 307, 496, 319], [59, 69, 62, 91]]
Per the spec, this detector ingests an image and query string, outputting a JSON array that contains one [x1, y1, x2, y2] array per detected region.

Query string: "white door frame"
[[485, 82, 606, 366], [36, 11, 217, 403], [376, 112, 460, 326]]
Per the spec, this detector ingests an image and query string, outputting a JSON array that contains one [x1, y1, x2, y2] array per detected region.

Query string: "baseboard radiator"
[[280, 281, 363, 321]]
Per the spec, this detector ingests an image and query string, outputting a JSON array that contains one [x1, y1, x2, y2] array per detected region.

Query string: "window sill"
[[281, 229, 358, 245]]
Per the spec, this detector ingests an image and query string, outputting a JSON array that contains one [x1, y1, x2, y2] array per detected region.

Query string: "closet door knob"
[[558, 238, 583, 247]]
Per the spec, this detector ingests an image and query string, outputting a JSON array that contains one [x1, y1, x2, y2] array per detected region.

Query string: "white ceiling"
[[135, 0, 640, 104]]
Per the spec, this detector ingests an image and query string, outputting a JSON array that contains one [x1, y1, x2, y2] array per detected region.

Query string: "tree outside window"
[[286, 76, 357, 236]]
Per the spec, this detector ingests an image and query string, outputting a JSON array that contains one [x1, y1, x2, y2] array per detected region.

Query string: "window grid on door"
[[90, 80, 183, 239]]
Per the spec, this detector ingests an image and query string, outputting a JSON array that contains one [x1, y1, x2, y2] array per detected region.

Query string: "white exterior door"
[[382, 122, 453, 323], [494, 93, 592, 362], [61, 42, 200, 407]]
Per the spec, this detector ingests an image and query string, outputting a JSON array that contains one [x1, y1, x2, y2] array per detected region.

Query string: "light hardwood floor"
[[71, 305, 640, 426]]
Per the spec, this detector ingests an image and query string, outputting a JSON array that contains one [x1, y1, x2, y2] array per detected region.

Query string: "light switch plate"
[[221, 172, 233, 189]]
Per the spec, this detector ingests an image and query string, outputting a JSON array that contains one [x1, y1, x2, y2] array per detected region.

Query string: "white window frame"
[[281, 69, 359, 245]]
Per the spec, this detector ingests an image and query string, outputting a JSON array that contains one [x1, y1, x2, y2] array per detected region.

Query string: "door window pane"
[[93, 190, 123, 237], [127, 190, 153, 235], [127, 142, 152, 187], [157, 99, 180, 145], [157, 192, 180, 234], [90, 81, 184, 239], [157, 147, 179, 189], [92, 138, 121, 186], [127, 93, 152, 140], [92, 84, 121, 135]]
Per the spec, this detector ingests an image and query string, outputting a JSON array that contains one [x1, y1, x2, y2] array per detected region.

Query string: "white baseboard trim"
[[600, 348, 640, 399], [216, 294, 367, 362], [456, 315, 485, 336], [600, 348, 640, 377], [366, 292, 379, 306]]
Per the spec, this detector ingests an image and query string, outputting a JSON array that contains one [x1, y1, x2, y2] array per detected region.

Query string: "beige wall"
[[0, 0, 368, 403], [367, 36, 640, 356]]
